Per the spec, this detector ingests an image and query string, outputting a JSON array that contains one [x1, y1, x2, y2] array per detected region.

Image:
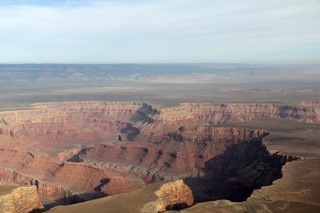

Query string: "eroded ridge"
[[0, 101, 314, 209]]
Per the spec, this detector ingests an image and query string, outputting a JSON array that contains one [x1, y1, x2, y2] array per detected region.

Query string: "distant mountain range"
[[0, 63, 319, 83]]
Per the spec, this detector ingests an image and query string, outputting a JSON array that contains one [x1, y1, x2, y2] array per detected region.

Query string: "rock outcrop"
[[0, 185, 43, 213], [0, 102, 319, 143], [173, 159, 320, 213], [0, 149, 141, 205], [0, 101, 318, 210], [48, 179, 193, 213], [72, 127, 269, 183], [141, 180, 194, 212], [157, 103, 320, 127]]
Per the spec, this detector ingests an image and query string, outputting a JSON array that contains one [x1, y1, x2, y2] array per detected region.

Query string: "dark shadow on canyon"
[[165, 202, 189, 211], [43, 134, 298, 211], [120, 123, 140, 141], [41, 178, 110, 211], [42, 190, 109, 211], [94, 178, 110, 192], [129, 103, 158, 124], [182, 138, 295, 204], [67, 146, 92, 162]]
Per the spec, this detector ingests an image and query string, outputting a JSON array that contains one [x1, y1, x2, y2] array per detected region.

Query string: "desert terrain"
[[0, 64, 319, 212]]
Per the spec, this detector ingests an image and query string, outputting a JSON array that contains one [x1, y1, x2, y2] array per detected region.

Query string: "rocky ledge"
[[0, 185, 43, 213], [48, 179, 193, 213], [0, 101, 319, 212]]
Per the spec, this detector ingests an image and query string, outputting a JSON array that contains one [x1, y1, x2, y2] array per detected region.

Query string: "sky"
[[0, 0, 319, 64]]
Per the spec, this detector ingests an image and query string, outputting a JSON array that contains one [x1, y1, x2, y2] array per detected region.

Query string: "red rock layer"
[[156, 103, 320, 127], [0, 148, 140, 203], [0, 101, 317, 205], [75, 127, 268, 183], [1, 102, 319, 143]]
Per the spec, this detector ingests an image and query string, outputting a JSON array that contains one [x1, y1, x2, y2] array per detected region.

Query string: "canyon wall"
[[72, 127, 268, 183], [0, 149, 141, 204], [0, 101, 316, 209], [1, 102, 319, 142], [0, 167, 82, 204], [48, 179, 194, 213], [157, 102, 320, 126]]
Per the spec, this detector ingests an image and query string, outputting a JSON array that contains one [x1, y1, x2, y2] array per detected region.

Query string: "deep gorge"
[[0, 101, 318, 210]]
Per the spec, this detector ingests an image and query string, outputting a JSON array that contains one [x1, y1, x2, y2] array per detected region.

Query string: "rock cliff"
[[157, 103, 320, 127], [0, 149, 141, 205], [72, 127, 269, 183], [173, 159, 320, 213], [48, 179, 193, 213], [0, 185, 43, 213], [0, 101, 317, 210], [1, 102, 319, 145]]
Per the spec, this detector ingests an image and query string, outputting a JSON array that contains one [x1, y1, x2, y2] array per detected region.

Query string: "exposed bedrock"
[[0, 148, 141, 207], [141, 179, 194, 212], [0, 101, 312, 208], [48, 179, 194, 213], [0, 101, 319, 140], [0, 185, 43, 213], [0, 168, 81, 205], [0, 101, 318, 156], [69, 126, 296, 203], [157, 102, 320, 127]]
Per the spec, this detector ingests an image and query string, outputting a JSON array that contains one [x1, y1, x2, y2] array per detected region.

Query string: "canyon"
[[0, 101, 319, 212]]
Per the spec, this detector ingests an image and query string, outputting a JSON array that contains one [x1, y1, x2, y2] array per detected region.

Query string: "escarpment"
[[70, 126, 289, 203], [0, 167, 80, 204], [0, 101, 317, 210], [48, 179, 194, 213], [157, 103, 320, 126], [72, 127, 269, 182], [0, 148, 141, 208]]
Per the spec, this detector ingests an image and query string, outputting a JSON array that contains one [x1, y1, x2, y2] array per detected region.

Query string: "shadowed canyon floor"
[[0, 101, 319, 212]]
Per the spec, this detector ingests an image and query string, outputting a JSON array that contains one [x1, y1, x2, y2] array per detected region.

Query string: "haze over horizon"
[[1, 0, 319, 64]]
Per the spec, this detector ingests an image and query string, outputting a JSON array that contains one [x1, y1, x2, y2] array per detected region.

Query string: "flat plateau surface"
[[1, 64, 320, 111], [48, 180, 178, 213], [0, 185, 16, 196], [0, 64, 319, 212], [178, 159, 320, 213], [223, 117, 320, 158]]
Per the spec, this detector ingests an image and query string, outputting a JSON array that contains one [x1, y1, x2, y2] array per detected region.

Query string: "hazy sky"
[[1, 0, 319, 64]]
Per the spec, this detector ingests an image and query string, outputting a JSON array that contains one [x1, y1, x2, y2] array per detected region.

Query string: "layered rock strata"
[[71, 127, 269, 182], [0, 102, 319, 143], [157, 103, 320, 127], [0, 149, 141, 205], [48, 179, 193, 213], [0, 101, 317, 209], [0, 185, 43, 213], [174, 159, 320, 213]]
